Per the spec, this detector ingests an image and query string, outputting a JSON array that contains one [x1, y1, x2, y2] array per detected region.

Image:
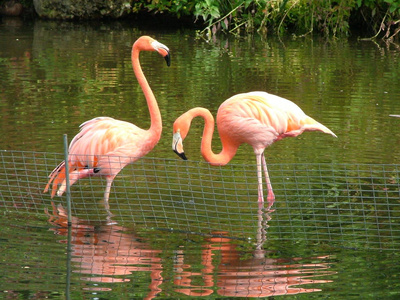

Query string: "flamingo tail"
[[44, 161, 94, 197], [301, 116, 337, 138]]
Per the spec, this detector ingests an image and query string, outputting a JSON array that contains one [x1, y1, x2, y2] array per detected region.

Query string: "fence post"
[[63, 134, 72, 226]]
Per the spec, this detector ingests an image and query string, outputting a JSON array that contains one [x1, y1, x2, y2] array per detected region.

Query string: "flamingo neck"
[[190, 108, 238, 166], [132, 45, 162, 140]]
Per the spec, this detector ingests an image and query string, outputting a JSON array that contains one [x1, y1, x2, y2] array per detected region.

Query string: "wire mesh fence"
[[1, 149, 399, 250]]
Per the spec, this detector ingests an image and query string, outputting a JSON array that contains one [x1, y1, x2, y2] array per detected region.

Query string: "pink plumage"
[[172, 91, 337, 208], [44, 36, 171, 210]]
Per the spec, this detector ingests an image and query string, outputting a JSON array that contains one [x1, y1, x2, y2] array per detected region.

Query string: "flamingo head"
[[172, 129, 187, 160], [172, 115, 191, 160], [152, 40, 171, 67], [134, 36, 171, 66], [172, 107, 211, 161]]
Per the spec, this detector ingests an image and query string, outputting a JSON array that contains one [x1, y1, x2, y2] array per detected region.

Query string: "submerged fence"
[[0, 149, 399, 250]]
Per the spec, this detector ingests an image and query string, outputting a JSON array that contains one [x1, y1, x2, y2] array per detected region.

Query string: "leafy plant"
[[356, 0, 400, 40], [26, 0, 400, 39]]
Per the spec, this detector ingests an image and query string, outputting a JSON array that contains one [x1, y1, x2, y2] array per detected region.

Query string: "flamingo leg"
[[256, 153, 265, 205], [103, 176, 115, 218], [261, 153, 275, 208]]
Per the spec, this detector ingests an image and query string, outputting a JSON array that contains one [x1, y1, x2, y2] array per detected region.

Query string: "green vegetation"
[[132, 0, 400, 39], [3, 0, 400, 39]]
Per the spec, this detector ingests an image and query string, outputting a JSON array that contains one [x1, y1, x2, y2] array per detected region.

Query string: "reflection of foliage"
[[326, 184, 340, 198], [2, 20, 400, 161]]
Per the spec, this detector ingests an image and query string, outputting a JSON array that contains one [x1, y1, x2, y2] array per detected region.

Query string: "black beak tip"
[[173, 150, 187, 160], [164, 53, 171, 67]]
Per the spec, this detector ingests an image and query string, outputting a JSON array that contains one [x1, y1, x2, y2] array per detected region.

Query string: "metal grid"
[[0, 149, 399, 250]]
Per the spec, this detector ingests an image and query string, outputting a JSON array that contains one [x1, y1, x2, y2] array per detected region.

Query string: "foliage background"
[[1, 0, 400, 39], [130, 0, 400, 39]]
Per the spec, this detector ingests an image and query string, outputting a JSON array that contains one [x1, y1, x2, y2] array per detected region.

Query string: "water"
[[1, 18, 400, 298], [1, 210, 399, 299]]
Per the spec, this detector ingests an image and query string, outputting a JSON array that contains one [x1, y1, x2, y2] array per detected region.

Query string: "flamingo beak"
[[152, 40, 170, 67], [172, 131, 187, 160], [174, 149, 187, 160], [164, 52, 171, 67]]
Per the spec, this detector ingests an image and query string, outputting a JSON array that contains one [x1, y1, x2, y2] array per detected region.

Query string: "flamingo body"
[[44, 36, 170, 209], [68, 117, 157, 170], [172, 92, 336, 208]]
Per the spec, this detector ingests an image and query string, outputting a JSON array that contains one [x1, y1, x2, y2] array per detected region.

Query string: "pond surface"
[[1, 18, 400, 299]]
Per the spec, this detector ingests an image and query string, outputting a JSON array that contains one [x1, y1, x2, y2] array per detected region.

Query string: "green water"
[[1, 18, 400, 298], [1, 211, 399, 299]]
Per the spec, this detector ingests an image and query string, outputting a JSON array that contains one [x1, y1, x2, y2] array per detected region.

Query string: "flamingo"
[[172, 91, 337, 208], [44, 36, 170, 211]]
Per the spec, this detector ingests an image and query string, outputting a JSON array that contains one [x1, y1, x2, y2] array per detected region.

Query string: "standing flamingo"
[[44, 36, 170, 211], [172, 92, 336, 208]]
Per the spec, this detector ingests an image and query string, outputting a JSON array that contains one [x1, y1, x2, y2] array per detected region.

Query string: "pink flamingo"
[[44, 36, 170, 210], [172, 92, 337, 208]]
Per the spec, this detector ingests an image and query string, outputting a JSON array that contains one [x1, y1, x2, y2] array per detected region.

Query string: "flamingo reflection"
[[174, 209, 335, 297], [45, 202, 163, 299], [174, 236, 334, 297], [46, 204, 335, 298]]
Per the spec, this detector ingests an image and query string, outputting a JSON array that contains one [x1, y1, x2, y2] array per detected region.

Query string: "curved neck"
[[132, 45, 162, 139], [189, 108, 238, 166]]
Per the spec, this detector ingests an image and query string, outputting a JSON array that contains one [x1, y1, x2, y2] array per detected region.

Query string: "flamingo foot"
[[106, 215, 117, 226], [258, 196, 265, 210], [266, 191, 275, 209]]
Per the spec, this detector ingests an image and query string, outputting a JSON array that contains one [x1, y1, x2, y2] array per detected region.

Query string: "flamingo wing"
[[45, 117, 148, 196], [68, 117, 148, 168], [217, 92, 335, 148], [216, 92, 297, 147]]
